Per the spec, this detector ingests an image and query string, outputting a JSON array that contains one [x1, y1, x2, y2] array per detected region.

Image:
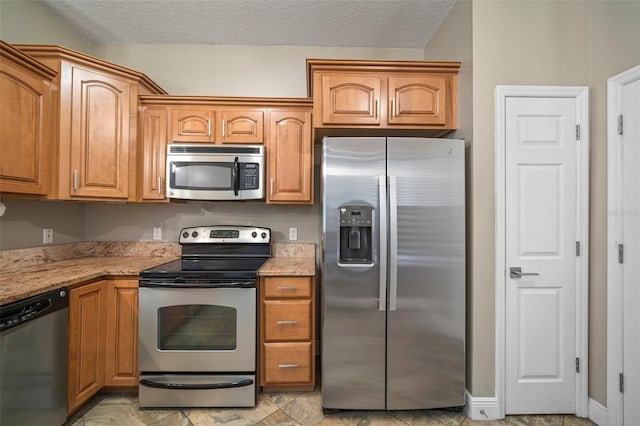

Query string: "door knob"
[[510, 267, 540, 279]]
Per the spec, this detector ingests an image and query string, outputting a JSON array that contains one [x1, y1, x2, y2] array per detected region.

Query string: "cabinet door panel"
[[220, 110, 264, 144], [387, 75, 449, 126], [320, 74, 382, 125], [0, 61, 50, 194], [267, 110, 312, 203], [140, 107, 168, 201], [68, 281, 106, 414], [171, 109, 215, 142], [105, 279, 138, 386], [70, 67, 130, 198]]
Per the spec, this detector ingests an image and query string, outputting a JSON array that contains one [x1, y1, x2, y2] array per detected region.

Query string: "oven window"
[[171, 162, 233, 190], [157, 305, 237, 350]]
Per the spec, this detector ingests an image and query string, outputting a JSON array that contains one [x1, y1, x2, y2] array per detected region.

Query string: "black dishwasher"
[[0, 288, 68, 426]]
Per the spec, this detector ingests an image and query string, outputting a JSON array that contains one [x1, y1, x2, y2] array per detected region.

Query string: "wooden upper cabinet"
[[168, 107, 264, 144], [267, 109, 313, 204], [171, 109, 216, 143], [13, 44, 166, 201], [320, 74, 382, 126], [307, 59, 460, 133], [69, 66, 132, 198], [138, 106, 168, 202], [141, 96, 314, 204], [387, 75, 449, 126], [219, 110, 264, 144], [0, 42, 55, 196]]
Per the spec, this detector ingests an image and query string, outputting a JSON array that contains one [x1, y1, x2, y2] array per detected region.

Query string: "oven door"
[[138, 287, 256, 373]]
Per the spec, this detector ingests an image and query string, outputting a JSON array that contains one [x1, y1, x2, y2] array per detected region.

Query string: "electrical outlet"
[[43, 228, 53, 244], [289, 227, 298, 241], [153, 227, 162, 240]]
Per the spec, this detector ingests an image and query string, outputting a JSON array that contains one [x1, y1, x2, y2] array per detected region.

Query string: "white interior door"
[[504, 96, 578, 414], [621, 76, 640, 426], [608, 65, 640, 426]]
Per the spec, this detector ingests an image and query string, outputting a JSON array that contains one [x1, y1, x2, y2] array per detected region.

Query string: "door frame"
[[607, 64, 640, 426], [495, 86, 590, 419]]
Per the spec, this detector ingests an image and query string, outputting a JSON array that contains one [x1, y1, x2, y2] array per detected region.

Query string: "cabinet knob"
[[276, 320, 298, 325], [278, 364, 299, 369]]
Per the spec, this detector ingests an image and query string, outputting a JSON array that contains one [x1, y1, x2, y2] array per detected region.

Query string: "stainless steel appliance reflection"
[[138, 226, 270, 408], [321, 137, 465, 410]]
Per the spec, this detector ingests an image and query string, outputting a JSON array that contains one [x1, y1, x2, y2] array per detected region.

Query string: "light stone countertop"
[[258, 257, 316, 276], [0, 255, 176, 305], [258, 242, 316, 276], [0, 241, 316, 305]]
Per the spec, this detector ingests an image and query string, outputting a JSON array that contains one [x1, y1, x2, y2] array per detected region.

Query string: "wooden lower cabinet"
[[259, 276, 315, 390], [104, 279, 138, 386], [67, 278, 138, 415], [68, 280, 107, 414]]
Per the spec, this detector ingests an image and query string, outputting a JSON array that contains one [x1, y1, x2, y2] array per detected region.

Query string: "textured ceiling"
[[38, 0, 455, 49]]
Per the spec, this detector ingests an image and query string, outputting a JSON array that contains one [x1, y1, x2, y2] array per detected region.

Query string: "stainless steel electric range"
[[138, 225, 271, 408]]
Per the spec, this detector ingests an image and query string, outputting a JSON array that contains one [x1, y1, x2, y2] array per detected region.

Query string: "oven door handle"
[[233, 156, 240, 196], [139, 378, 254, 390], [139, 280, 256, 288]]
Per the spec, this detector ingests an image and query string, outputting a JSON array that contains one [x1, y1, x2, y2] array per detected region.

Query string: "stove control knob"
[[192, 231, 199, 238], [182, 231, 189, 239], [251, 231, 257, 238], [261, 232, 267, 239]]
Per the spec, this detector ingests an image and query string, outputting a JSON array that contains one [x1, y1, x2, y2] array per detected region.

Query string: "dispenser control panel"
[[340, 207, 372, 227]]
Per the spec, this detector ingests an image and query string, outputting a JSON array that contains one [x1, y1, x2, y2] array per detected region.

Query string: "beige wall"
[[587, 0, 640, 405], [422, 0, 474, 390], [0, 0, 93, 53], [471, 0, 590, 398], [94, 44, 423, 97], [425, 0, 640, 407]]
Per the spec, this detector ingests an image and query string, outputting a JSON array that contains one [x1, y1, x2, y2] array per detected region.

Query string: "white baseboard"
[[589, 398, 607, 426], [465, 390, 500, 421]]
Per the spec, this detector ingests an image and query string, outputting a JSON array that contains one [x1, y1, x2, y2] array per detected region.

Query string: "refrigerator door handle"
[[389, 174, 398, 311], [378, 175, 387, 311]]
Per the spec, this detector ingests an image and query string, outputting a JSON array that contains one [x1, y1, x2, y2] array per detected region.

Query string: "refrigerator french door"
[[321, 137, 465, 410]]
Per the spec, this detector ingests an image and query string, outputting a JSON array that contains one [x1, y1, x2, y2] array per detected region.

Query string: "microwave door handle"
[[233, 156, 240, 196]]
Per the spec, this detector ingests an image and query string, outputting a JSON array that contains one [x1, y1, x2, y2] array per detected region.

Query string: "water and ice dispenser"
[[339, 205, 373, 264]]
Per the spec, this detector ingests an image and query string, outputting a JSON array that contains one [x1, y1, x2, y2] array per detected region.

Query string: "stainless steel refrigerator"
[[321, 137, 465, 410]]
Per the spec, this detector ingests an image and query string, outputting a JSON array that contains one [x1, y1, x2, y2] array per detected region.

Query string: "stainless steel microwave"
[[166, 144, 264, 200]]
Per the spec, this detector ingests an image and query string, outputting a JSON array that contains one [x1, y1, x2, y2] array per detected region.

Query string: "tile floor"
[[64, 389, 596, 426]]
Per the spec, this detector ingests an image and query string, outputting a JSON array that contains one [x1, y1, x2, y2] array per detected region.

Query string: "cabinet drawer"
[[263, 342, 311, 385], [264, 300, 311, 341], [262, 277, 312, 298]]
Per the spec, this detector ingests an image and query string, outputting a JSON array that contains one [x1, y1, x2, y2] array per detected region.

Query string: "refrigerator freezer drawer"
[[262, 342, 312, 385], [264, 300, 312, 341]]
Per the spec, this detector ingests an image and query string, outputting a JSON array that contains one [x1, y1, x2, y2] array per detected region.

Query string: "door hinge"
[[576, 241, 581, 256], [618, 115, 623, 135], [575, 357, 580, 373], [620, 372, 624, 393], [618, 243, 624, 264], [576, 124, 581, 140]]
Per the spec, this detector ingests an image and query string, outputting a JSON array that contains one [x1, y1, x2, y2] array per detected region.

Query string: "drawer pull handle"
[[278, 364, 299, 369], [277, 286, 298, 291], [277, 320, 298, 325]]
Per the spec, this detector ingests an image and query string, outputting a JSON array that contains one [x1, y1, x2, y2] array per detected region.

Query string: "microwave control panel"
[[240, 163, 259, 189]]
